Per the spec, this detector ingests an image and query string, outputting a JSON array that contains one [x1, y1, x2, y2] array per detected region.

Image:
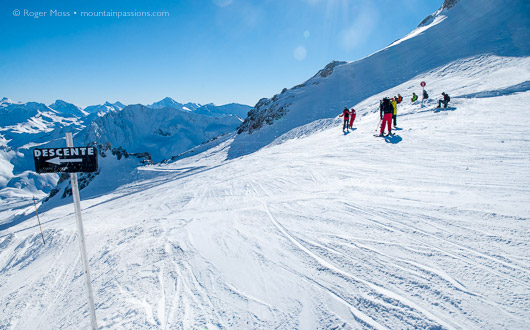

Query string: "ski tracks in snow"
[[342, 201, 530, 288], [260, 199, 458, 330]]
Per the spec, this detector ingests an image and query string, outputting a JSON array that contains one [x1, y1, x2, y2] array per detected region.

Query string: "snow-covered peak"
[[1, 97, 14, 104], [160, 97, 176, 104], [183, 102, 201, 111], [49, 99, 88, 117], [147, 97, 201, 111], [113, 101, 126, 109], [148, 97, 182, 110], [84, 101, 125, 116], [50, 99, 69, 107], [102, 101, 125, 109]]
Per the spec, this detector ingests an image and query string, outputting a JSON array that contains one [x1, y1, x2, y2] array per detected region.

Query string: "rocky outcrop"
[[237, 97, 290, 135], [313, 61, 347, 79], [237, 60, 347, 135], [419, 0, 461, 27], [442, 0, 460, 10]]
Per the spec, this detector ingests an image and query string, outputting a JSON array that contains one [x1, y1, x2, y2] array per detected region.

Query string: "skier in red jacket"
[[349, 107, 356, 129]]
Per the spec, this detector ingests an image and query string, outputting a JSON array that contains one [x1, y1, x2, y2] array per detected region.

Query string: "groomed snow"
[[1, 55, 529, 329]]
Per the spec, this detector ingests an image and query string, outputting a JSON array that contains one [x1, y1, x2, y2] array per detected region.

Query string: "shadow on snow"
[[384, 134, 403, 144], [456, 80, 530, 99]]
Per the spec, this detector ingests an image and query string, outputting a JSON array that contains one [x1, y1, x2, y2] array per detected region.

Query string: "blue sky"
[[0, 0, 442, 107]]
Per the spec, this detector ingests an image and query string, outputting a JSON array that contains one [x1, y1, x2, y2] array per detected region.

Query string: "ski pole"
[[33, 196, 45, 245], [375, 119, 382, 131]]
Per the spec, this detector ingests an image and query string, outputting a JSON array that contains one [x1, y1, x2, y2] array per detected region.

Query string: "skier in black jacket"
[[437, 92, 450, 108], [379, 98, 394, 136], [339, 106, 350, 132]]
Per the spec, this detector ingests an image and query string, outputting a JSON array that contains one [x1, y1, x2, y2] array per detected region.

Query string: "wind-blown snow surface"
[[1, 55, 529, 329]]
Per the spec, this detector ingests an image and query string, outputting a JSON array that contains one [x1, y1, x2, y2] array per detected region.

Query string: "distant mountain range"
[[2, 97, 252, 119], [0, 96, 252, 200]]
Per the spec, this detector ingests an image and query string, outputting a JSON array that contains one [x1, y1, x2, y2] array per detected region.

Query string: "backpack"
[[382, 98, 393, 114]]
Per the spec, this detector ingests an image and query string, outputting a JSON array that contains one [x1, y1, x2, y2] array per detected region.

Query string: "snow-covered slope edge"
[[232, 0, 530, 158]]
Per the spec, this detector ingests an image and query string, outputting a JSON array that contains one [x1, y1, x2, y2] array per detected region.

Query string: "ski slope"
[[1, 55, 529, 329], [232, 0, 530, 158]]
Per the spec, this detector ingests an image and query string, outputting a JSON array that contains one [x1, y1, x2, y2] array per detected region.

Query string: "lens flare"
[[294, 46, 307, 61]]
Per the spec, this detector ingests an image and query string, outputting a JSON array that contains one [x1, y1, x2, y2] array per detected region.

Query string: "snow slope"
[[1, 54, 529, 329], [234, 0, 530, 158]]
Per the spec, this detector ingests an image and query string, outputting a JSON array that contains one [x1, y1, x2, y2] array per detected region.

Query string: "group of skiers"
[[411, 89, 430, 107], [378, 94, 402, 136], [339, 91, 451, 136]]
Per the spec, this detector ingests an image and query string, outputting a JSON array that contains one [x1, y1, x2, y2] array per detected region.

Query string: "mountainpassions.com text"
[[13, 9, 169, 18], [81, 10, 169, 18]]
